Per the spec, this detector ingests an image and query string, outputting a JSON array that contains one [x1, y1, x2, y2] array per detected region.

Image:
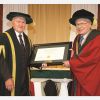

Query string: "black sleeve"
[[0, 51, 12, 81]]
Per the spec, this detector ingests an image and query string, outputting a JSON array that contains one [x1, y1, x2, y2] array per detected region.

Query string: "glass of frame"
[[30, 42, 72, 68]]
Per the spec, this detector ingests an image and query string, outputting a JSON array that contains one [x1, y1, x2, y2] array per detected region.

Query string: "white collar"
[[15, 31, 23, 37], [15, 31, 25, 45], [81, 30, 91, 39], [80, 30, 91, 45]]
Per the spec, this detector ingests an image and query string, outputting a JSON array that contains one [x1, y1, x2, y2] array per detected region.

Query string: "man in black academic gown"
[[0, 12, 33, 96]]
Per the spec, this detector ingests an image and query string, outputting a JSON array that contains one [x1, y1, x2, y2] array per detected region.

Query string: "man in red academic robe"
[[63, 9, 100, 96]]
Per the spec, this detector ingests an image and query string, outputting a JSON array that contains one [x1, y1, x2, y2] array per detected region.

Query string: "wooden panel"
[[97, 4, 100, 30], [0, 4, 3, 33]]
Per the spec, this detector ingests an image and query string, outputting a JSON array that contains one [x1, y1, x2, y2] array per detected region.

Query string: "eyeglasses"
[[76, 22, 88, 28]]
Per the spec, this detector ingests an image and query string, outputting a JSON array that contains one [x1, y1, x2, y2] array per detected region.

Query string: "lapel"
[[6, 28, 30, 59], [6, 28, 21, 48], [23, 33, 30, 55]]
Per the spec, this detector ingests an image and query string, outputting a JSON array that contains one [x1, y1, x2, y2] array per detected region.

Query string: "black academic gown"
[[0, 28, 32, 96]]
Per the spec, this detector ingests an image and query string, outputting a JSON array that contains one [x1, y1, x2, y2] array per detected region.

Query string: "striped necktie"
[[78, 35, 84, 52], [79, 35, 84, 46], [19, 34, 25, 48]]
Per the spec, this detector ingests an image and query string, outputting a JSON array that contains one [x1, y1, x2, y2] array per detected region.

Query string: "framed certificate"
[[30, 42, 72, 68]]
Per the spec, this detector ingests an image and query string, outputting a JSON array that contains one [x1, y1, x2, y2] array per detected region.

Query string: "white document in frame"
[[34, 47, 65, 61]]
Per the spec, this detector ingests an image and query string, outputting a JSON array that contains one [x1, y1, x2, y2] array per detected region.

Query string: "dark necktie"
[[19, 34, 25, 48], [78, 35, 84, 52], [18, 34, 27, 86], [79, 35, 84, 46]]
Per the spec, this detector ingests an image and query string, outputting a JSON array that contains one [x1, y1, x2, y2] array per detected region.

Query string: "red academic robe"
[[69, 29, 100, 96]]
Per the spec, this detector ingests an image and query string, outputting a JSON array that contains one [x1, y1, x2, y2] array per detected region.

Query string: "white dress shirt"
[[81, 31, 91, 46], [15, 31, 25, 46]]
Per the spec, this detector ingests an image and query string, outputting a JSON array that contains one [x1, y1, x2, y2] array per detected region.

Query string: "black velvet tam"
[[7, 12, 33, 24], [69, 9, 94, 26]]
